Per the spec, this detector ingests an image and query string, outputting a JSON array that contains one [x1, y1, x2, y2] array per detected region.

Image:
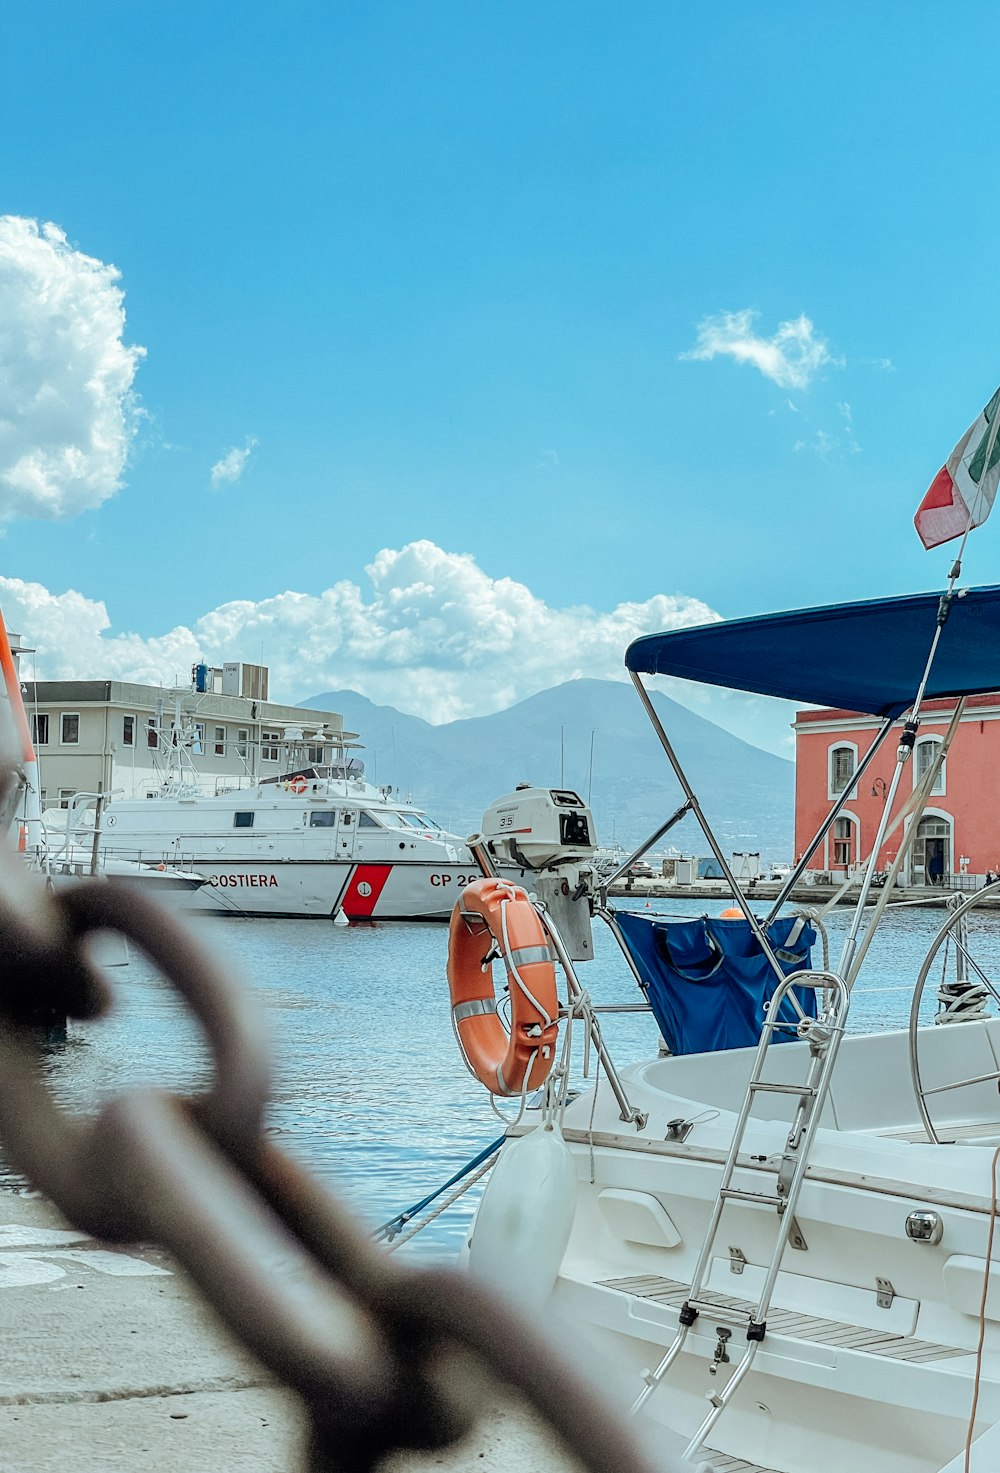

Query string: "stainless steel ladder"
[[631, 968, 850, 1461]]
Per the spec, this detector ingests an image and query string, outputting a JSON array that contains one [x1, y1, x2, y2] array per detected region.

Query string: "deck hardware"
[[905, 1210, 943, 1245], [665, 1117, 694, 1143], [728, 1245, 747, 1275], [708, 1327, 731, 1375], [876, 1276, 896, 1309], [788, 1217, 808, 1251]]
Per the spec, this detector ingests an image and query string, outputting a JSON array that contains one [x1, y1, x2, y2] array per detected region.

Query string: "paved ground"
[[0, 1188, 303, 1471], [0, 1188, 590, 1473]]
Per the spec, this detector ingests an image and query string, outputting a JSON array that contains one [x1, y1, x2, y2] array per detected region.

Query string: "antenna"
[[587, 729, 595, 805], [560, 725, 565, 787]]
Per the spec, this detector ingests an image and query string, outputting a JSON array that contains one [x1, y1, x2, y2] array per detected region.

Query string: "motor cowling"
[[478, 786, 598, 963], [480, 785, 597, 870]]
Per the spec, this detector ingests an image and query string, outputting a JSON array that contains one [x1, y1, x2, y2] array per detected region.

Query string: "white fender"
[[468, 1121, 577, 1307]]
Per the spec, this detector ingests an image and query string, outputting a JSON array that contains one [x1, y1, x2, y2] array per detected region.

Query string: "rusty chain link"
[[0, 840, 678, 1473]]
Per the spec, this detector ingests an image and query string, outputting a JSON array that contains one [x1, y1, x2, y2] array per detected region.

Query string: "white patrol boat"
[[93, 710, 479, 920]]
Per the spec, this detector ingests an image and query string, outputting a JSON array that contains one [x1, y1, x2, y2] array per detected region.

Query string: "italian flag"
[[915, 388, 1000, 548]]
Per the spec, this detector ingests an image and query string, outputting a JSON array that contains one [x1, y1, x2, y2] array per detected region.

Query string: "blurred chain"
[[0, 841, 675, 1473]]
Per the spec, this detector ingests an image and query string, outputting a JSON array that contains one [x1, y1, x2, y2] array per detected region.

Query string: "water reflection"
[[6, 898, 999, 1260]]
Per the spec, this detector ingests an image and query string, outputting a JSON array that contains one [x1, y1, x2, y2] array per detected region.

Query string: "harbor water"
[[18, 897, 1000, 1261]]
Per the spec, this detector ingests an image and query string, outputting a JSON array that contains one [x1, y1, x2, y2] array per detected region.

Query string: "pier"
[[606, 876, 998, 908], [0, 1187, 589, 1473]]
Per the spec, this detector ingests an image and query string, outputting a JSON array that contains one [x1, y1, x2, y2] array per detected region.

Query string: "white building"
[[18, 657, 348, 809]]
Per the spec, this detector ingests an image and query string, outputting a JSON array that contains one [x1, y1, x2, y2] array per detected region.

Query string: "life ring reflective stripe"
[[447, 877, 559, 1096], [290, 776, 307, 794]]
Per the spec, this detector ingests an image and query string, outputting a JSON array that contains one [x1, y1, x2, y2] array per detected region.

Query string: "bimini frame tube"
[[628, 669, 789, 985], [764, 714, 895, 925]]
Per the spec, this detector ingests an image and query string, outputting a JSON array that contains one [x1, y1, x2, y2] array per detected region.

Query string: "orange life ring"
[[290, 776, 308, 795], [447, 877, 559, 1096]]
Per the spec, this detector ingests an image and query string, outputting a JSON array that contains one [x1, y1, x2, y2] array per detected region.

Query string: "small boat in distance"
[[0, 611, 207, 912]]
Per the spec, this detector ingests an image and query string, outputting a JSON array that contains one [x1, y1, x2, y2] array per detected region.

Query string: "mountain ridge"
[[300, 678, 794, 860]]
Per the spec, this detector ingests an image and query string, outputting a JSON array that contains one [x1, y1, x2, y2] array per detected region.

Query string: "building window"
[[31, 713, 49, 746], [236, 728, 249, 759], [233, 811, 254, 829], [262, 730, 280, 762], [214, 726, 226, 756], [58, 788, 76, 809], [61, 712, 80, 745], [832, 815, 855, 868], [123, 714, 135, 747], [915, 737, 945, 796], [307, 742, 324, 764], [829, 743, 857, 797], [146, 718, 159, 749], [191, 722, 204, 755]]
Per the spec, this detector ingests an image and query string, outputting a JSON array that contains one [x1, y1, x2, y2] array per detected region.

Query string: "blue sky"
[[2, 2, 1000, 753]]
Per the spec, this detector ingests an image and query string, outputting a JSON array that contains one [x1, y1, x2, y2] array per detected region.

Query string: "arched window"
[[914, 737, 945, 796], [831, 814, 858, 869], [829, 743, 858, 798]]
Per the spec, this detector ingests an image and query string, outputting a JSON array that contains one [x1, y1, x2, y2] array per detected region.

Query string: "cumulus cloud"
[[210, 436, 258, 488], [0, 577, 203, 687], [0, 217, 144, 519], [0, 541, 719, 723], [681, 309, 839, 391]]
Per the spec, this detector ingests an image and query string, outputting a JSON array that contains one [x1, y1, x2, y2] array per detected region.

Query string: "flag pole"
[[837, 401, 1000, 981], [946, 399, 1000, 580]]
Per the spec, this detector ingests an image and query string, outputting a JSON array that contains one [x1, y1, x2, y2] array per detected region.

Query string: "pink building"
[[794, 695, 1000, 885]]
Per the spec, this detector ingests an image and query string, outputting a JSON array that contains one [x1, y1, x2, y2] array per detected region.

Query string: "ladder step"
[[748, 1081, 818, 1097], [686, 1298, 752, 1322], [719, 1187, 784, 1206]]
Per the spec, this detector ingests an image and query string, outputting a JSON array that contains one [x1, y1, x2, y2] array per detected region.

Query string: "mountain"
[[300, 679, 795, 862]]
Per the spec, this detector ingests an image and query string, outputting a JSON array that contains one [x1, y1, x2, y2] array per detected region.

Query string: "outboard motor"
[[476, 785, 597, 961]]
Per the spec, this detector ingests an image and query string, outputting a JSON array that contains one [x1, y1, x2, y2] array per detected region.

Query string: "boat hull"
[[174, 858, 483, 919]]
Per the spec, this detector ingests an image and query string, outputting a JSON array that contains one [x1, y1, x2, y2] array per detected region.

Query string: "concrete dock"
[[607, 877, 992, 908], [0, 1186, 583, 1473]]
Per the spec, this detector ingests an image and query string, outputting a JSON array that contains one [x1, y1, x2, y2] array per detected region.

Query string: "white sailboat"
[[443, 581, 1000, 1472]]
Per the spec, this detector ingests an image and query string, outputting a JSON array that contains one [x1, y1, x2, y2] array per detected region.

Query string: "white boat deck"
[[600, 1274, 970, 1364], [703, 1454, 778, 1473]]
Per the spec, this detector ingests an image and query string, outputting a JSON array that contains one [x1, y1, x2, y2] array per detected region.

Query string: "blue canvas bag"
[[615, 911, 817, 1056]]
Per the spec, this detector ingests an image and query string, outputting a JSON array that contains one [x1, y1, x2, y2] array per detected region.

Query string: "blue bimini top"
[[625, 585, 1000, 717]]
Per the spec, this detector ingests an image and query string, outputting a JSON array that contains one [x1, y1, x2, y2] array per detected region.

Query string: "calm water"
[[20, 896, 1000, 1259]]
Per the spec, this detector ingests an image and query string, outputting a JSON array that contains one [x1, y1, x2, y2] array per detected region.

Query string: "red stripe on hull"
[[341, 864, 393, 918]]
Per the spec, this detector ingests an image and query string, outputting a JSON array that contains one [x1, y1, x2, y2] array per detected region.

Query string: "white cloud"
[[0, 578, 202, 687], [681, 309, 839, 391], [0, 541, 719, 724], [210, 437, 258, 488], [0, 217, 144, 520]]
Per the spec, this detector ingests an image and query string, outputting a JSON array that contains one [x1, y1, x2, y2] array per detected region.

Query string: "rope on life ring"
[[290, 776, 308, 795], [447, 877, 559, 1096]]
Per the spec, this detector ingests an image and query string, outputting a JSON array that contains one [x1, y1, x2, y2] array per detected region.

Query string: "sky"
[[2, 2, 1000, 756]]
